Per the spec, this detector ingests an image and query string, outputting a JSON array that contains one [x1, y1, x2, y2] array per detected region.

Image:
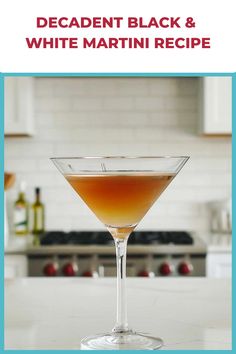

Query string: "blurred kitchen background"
[[4, 76, 232, 279]]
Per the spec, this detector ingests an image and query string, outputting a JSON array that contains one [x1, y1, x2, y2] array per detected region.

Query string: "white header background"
[[0, 0, 235, 73]]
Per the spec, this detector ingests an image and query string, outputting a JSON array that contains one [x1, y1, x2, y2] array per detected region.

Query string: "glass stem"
[[113, 238, 129, 333]]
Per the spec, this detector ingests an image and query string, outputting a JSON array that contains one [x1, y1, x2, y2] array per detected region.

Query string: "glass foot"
[[80, 330, 163, 350]]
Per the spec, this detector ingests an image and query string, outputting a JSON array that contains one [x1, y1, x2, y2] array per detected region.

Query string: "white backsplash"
[[5, 77, 232, 234]]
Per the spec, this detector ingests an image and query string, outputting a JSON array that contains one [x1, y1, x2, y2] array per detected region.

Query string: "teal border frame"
[[0, 72, 234, 353]]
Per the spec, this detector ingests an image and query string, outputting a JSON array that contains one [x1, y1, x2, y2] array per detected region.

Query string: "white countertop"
[[5, 278, 231, 350]]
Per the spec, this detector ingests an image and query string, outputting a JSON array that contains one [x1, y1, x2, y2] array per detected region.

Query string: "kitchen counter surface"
[[5, 278, 231, 350]]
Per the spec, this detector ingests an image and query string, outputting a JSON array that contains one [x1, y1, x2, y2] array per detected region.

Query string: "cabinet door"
[[207, 253, 232, 278], [199, 77, 232, 135], [4, 77, 35, 136], [4, 255, 28, 278]]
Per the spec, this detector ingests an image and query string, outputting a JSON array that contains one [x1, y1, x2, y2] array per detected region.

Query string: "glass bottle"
[[32, 187, 45, 239], [14, 181, 29, 236]]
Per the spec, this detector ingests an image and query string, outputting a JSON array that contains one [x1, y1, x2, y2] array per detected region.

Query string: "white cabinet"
[[207, 252, 232, 278], [199, 77, 232, 135], [4, 77, 35, 136], [4, 255, 28, 278]]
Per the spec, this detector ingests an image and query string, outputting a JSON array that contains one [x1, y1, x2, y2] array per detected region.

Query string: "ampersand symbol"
[[185, 17, 195, 28]]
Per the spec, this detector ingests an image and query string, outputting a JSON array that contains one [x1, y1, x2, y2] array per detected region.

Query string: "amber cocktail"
[[66, 174, 174, 239]]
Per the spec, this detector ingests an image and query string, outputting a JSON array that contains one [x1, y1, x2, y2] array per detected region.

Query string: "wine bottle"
[[32, 187, 45, 236], [14, 181, 29, 235]]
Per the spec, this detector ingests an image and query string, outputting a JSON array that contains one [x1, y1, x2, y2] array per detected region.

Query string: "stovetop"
[[40, 231, 194, 246]]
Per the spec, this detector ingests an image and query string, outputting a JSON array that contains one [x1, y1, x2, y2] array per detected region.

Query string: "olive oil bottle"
[[32, 187, 45, 236], [14, 181, 29, 236]]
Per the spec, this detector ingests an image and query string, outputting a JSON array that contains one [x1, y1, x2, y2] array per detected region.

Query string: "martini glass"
[[51, 156, 189, 350]]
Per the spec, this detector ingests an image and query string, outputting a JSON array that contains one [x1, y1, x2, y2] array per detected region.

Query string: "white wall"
[[5, 77, 231, 234]]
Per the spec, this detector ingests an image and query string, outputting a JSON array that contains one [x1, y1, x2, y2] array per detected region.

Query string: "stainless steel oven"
[[27, 231, 206, 277]]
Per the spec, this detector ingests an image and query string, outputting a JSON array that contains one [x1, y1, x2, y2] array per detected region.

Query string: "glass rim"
[[50, 156, 190, 160]]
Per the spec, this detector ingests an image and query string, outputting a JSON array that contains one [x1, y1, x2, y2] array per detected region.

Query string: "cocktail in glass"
[[51, 156, 189, 350]]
